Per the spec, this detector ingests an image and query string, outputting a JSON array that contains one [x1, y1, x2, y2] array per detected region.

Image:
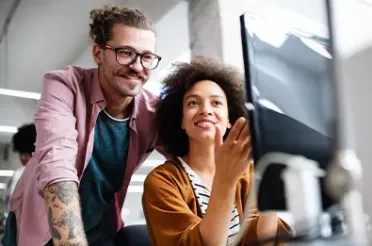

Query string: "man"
[[3, 5, 163, 246], [3, 123, 36, 218]]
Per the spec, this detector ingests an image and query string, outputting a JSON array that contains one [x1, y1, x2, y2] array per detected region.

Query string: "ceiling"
[[0, 0, 189, 144], [2, 0, 185, 92]]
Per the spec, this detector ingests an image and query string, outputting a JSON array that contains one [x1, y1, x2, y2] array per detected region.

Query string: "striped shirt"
[[178, 157, 240, 245]]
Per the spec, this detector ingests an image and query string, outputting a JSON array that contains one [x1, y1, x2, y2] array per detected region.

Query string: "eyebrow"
[[113, 45, 154, 54], [184, 94, 225, 100]]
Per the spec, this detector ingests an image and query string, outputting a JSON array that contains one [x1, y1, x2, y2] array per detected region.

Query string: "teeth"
[[196, 121, 215, 127], [123, 75, 139, 79]]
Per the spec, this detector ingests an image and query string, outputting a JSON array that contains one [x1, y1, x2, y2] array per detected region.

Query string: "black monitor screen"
[[240, 13, 336, 211]]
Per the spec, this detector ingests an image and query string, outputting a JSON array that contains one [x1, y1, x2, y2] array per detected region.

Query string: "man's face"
[[93, 24, 156, 97]]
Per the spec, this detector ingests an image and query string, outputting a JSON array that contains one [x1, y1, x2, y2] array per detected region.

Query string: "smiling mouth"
[[119, 74, 141, 80], [194, 121, 216, 128], [121, 75, 140, 79]]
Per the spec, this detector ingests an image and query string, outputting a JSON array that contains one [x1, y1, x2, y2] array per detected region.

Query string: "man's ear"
[[92, 44, 103, 65]]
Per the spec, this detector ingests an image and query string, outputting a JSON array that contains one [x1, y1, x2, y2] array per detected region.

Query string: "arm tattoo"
[[58, 242, 85, 246], [55, 211, 85, 240], [43, 182, 87, 245], [45, 182, 75, 205], [48, 207, 62, 240]]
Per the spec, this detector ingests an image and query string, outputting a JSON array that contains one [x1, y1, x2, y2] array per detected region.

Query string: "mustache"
[[117, 70, 144, 80]]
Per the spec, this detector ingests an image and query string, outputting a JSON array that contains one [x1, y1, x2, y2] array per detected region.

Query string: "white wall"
[[0, 144, 20, 189], [331, 0, 372, 221], [0, 40, 7, 88], [0, 144, 19, 171], [0, 96, 36, 128], [0, 145, 8, 169]]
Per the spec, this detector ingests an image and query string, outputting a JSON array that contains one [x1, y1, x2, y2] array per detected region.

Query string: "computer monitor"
[[240, 7, 337, 212]]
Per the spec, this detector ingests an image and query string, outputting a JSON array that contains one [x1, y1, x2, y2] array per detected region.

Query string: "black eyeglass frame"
[[100, 44, 162, 70]]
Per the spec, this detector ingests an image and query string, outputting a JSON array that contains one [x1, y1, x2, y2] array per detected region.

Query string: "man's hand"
[[43, 181, 88, 246]]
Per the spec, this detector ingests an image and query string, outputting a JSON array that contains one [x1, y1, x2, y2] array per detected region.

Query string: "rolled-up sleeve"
[[34, 72, 79, 195], [241, 164, 292, 245], [142, 169, 204, 246], [240, 203, 292, 245]]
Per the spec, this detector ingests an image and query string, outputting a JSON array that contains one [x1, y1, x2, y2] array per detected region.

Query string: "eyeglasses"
[[100, 44, 162, 70]]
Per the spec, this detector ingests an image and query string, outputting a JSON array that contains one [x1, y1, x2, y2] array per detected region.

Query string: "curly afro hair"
[[89, 5, 154, 45], [12, 123, 36, 154], [156, 55, 247, 157]]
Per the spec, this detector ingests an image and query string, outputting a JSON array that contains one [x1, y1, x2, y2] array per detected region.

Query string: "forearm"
[[199, 180, 237, 246], [43, 181, 87, 246]]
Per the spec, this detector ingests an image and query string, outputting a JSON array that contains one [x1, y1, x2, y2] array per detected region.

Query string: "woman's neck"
[[183, 140, 215, 175]]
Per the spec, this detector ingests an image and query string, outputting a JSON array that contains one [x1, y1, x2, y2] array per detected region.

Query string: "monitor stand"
[[230, 152, 369, 245], [325, 149, 368, 245]]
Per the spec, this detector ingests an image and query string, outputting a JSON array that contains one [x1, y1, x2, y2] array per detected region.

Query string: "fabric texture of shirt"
[[7, 65, 161, 246], [178, 157, 240, 245], [142, 159, 291, 246], [79, 110, 130, 244]]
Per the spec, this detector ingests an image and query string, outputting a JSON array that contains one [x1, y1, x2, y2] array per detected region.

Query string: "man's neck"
[[98, 68, 134, 119], [104, 96, 133, 119]]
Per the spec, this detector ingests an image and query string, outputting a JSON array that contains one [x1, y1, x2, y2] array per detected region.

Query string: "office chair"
[[118, 224, 151, 246]]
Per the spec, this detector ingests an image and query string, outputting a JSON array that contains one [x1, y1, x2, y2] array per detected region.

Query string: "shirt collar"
[[90, 68, 105, 104]]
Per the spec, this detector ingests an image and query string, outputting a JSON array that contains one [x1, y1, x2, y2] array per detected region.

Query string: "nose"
[[128, 56, 143, 73], [199, 102, 213, 116]]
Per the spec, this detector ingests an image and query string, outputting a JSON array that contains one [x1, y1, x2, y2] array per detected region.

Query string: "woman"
[[142, 56, 291, 246]]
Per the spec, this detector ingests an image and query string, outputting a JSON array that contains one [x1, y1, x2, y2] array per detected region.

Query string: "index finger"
[[225, 117, 246, 144], [214, 124, 223, 149]]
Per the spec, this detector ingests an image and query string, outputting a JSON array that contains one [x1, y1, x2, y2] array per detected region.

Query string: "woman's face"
[[182, 80, 231, 143]]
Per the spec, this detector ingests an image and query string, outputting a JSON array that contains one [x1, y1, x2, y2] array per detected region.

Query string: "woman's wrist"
[[213, 172, 239, 191], [257, 213, 279, 245]]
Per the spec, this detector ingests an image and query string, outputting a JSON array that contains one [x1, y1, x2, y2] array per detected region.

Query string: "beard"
[[112, 69, 148, 96], [116, 69, 144, 80], [100, 65, 149, 97]]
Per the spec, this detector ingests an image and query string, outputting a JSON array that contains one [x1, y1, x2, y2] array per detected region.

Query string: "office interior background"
[[0, 0, 372, 233]]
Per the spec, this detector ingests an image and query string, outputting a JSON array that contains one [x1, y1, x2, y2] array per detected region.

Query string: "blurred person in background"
[[2, 5, 164, 246], [3, 123, 36, 219]]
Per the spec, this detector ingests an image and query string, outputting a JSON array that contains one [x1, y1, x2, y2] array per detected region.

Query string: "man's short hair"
[[12, 123, 36, 155], [89, 5, 154, 45]]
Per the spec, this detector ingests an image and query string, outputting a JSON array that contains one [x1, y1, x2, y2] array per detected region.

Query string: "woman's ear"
[[227, 121, 232, 129]]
